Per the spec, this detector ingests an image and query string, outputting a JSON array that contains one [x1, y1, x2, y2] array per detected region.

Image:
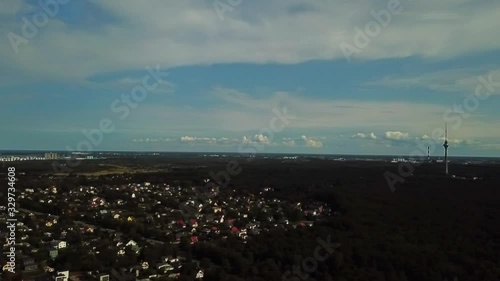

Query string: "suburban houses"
[[1, 179, 334, 281]]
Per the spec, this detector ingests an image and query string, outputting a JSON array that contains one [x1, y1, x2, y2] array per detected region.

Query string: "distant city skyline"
[[1, 0, 500, 156]]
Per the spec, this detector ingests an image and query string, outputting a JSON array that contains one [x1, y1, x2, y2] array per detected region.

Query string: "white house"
[[50, 240, 67, 249], [126, 240, 137, 247], [58, 241, 67, 249], [55, 271, 69, 281], [196, 270, 204, 279]]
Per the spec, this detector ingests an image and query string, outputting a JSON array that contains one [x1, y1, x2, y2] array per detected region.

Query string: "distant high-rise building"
[[44, 152, 59, 160]]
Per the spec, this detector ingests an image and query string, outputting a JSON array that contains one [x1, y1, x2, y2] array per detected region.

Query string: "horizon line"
[[1, 149, 499, 159]]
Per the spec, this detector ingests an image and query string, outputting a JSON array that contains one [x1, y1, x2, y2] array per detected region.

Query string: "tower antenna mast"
[[443, 122, 449, 175]]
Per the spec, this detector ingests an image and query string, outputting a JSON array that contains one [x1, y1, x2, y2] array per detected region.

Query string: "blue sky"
[[1, 0, 500, 156]]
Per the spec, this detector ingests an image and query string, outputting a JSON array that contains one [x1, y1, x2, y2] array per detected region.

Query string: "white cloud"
[[301, 135, 323, 148], [180, 136, 196, 142], [106, 77, 176, 94], [135, 133, 477, 148], [416, 135, 474, 146], [176, 136, 243, 145], [367, 68, 500, 94], [240, 134, 272, 145], [282, 138, 296, 147], [253, 134, 271, 144], [180, 136, 218, 144], [477, 143, 500, 150], [352, 132, 377, 139], [445, 138, 472, 145], [132, 138, 166, 143], [132, 137, 175, 143], [241, 136, 252, 145], [2, 0, 500, 82], [180, 135, 288, 145], [212, 87, 289, 111], [384, 131, 410, 140], [208, 88, 449, 132], [216, 137, 233, 145], [118, 87, 500, 141]]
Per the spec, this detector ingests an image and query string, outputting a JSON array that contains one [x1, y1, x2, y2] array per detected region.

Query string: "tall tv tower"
[[443, 122, 449, 175]]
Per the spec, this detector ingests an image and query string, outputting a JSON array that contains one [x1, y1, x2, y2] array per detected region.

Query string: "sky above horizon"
[[1, 0, 500, 156]]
